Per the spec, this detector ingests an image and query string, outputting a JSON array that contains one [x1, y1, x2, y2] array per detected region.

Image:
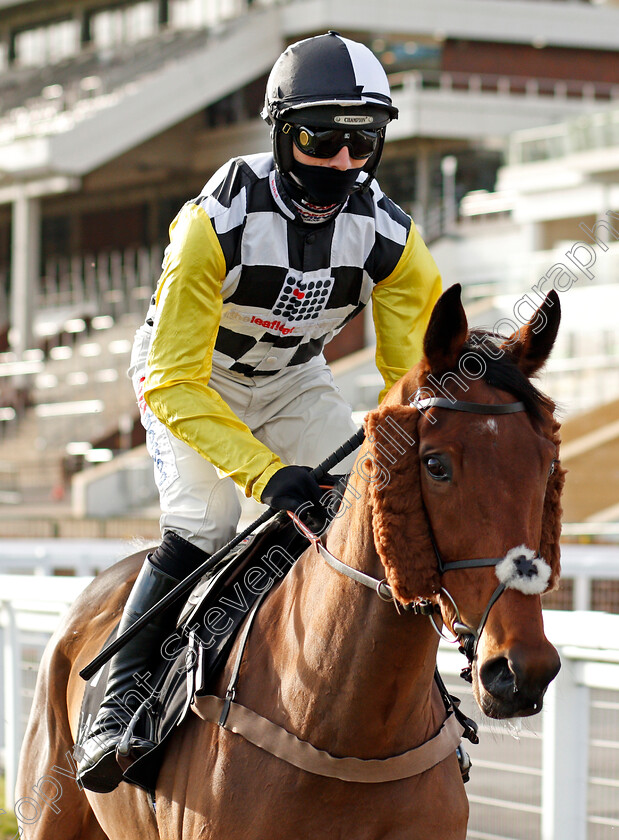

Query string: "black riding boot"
[[76, 532, 208, 793]]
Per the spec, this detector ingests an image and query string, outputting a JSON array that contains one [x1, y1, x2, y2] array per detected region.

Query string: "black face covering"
[[289, 159, 362, 206]]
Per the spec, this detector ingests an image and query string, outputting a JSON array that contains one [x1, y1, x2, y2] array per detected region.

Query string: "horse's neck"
[[246, 477, 443, 757]]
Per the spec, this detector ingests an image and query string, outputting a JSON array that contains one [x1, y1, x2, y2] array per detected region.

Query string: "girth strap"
[[190, 551, 462, 784], [192, 694, 464, 783]]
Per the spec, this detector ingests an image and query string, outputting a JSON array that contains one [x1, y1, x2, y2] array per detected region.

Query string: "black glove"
[[261, 466, 328, 533]]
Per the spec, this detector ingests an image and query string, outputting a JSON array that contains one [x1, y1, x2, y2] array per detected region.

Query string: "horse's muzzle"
[[477, 644, 561, 718]]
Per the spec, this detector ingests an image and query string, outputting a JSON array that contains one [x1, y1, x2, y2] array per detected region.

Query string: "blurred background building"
[[0, 0, 617, 531], [1, 3, 619, 837]]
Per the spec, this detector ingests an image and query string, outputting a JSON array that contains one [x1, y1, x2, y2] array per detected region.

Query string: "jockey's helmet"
[[261, 32, 398, 203]]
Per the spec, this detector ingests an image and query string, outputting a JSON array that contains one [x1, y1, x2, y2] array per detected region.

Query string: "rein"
[[192, 585, 467, 782], [298, 394, 552, 682], [193, 395, 550, 783]]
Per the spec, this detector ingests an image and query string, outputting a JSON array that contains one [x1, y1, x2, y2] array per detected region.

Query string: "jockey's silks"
[[141, 153, 441, 502]]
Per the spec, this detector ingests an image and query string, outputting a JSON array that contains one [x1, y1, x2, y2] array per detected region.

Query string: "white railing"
[[1, 576, 93, 814], [508, 108, 619, 165], [438, 610, 619, 840], [1, 567, 619, 836], [0, 538, 130, 576], [2, 540, 617, 606], [390, 69, 619, 105]]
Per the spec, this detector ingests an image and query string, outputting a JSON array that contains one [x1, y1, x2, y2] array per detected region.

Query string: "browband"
[[414, 398, 526, 415]]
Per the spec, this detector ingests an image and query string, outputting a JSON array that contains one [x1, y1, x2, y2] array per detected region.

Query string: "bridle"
[[414, 395, 553, 678], [430, 545, 549, 682], [292, 393, 554, 684]]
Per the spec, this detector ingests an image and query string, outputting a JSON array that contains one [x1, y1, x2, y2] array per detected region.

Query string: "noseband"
[[294, 394, 553, 684], [431, 546, 551, 682]]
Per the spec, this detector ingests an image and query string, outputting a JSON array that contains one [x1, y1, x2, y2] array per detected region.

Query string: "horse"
[[15, 283, 565, 839]]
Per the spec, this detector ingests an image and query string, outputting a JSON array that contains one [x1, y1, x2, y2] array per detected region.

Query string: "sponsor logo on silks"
[[333, 115, 374, 125], [250, 316, 295, 335], [224, 309, 296, 335], [272, 276, 332, 322]]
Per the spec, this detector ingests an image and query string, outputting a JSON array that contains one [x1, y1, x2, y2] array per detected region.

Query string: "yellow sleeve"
[[143, 202, 284, 501], [371, 222, 442, 404]]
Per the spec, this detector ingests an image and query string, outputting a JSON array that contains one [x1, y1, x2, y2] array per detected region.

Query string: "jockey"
[[77, 31, 442, 791]]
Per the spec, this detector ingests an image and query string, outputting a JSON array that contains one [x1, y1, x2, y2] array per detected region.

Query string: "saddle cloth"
[[76, 514, 309, 793]]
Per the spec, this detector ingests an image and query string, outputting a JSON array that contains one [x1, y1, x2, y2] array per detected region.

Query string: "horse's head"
[[366, 284, 564, 719]]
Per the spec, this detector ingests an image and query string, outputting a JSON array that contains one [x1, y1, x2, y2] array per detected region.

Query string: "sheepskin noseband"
[[437, 545, 553, 674], [495, 546, 551, 595]]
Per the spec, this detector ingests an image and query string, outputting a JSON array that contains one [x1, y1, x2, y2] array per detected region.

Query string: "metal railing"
[[507, 108, 619, 165], [390, 68, 619, 104], [0, 576, 618, 837], [439, 610, 619, 840]]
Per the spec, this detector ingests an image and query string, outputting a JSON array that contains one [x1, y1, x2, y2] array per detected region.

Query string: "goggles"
[[286, 124, 381, 160]]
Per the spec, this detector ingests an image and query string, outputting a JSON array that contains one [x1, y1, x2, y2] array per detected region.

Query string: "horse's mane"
[[462, 330, 555, 423], [366, 329, 565, 603]]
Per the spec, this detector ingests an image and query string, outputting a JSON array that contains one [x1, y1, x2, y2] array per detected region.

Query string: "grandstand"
[[1, 7, 619, 835], [0, 0, 618, 525]]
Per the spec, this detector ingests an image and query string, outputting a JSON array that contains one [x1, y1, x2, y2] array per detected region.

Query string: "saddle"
[[76, 513, 309, 793]]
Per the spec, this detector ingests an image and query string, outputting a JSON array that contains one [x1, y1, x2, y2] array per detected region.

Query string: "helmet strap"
[[272, 120, 294, 177], [358, 129, 385, 192]]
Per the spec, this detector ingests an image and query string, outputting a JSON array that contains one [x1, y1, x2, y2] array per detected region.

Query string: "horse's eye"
[[424, 456, 449, 481], [548, 460, 557, 477]]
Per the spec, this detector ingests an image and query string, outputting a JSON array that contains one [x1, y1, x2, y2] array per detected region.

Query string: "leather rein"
[[193, 395, 552, 783], [296, 395, 553, 682]]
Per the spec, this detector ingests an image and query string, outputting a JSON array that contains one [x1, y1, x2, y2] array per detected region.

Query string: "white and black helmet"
[[262, 32, 398, 192]]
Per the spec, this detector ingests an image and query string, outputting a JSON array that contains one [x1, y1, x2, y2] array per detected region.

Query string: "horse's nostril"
[[479, 648, 560, 717], [479, 656, 515, 700]]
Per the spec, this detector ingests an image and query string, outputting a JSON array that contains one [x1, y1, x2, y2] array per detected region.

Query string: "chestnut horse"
[[16, 284, 565, 839]]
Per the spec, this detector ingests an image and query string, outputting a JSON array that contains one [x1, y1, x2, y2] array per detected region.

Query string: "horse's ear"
[[365, 405, 440, 602], [423, 283, 468, 373], [502, 290, 561, 377]]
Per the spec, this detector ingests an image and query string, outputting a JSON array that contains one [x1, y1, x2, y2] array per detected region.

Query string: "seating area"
[[0, 242, 161, 508], [0, 309, 144, 505], [0, 27, 213, 143]]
